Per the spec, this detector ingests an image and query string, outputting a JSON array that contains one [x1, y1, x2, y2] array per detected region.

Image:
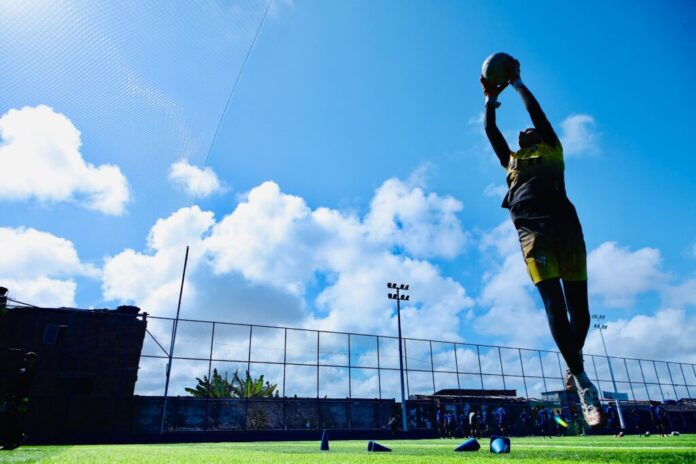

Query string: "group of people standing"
[[433, 405, 508, 439]]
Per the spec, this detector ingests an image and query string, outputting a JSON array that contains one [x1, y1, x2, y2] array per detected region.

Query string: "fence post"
[[476, 345, 484, 408], [244, 325, 253, 431], [317, 331, 320, 431], [538, 351, 548, 398], [638, 360, 651, 402], [453, 343, 461, 399], [498, 347, 507, 392], [282, 328, 287, 430], [376, 336, 382, 400], [429, 341, 436, 395], [652, 361, 666, 402], [205, 322, 215, 431], [666, 362, 685, 430], [623, 358, 636, 402], [590, 355, 604, 399], [376, 335, 382, 427], [518, 349, 529, 399], [348, 334, 352, 399], [679, 363, 694, 404]]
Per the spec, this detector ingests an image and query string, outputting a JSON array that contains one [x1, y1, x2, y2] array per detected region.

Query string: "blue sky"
[[1, 0, 695, 367]]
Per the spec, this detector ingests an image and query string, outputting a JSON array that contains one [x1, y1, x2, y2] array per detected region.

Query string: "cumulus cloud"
[[588, 242, 666, 309], [475, 221, 548, 347], [0, 227, 98, 307], [168, 159, 224, 197], [662, 278, 696, 309], [0, 105, 130, 215], [102, 177, 473, 341], [483, 183, 507, 199], [559, 114, 599, 157], [584, 309, 696, 363], [364, 177, 468, 259]]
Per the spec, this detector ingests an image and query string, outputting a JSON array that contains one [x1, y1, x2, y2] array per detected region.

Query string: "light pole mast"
[[388, 282, 410, 433], [592, 314, 625, 430]]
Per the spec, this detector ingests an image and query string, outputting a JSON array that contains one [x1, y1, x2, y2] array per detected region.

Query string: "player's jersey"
[[502, 141, 567, 209]]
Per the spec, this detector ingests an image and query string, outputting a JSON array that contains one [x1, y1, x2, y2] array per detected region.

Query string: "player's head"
[[519, 127, 542, 148]]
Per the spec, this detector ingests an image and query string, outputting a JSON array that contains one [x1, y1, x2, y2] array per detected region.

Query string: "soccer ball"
[[482, 52, 515, 85], [644, 431, 651, 437]]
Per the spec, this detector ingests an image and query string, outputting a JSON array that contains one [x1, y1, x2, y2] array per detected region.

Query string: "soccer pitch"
[[3, 436, 696, 464]]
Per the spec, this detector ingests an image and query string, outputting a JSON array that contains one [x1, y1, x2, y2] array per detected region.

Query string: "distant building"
[[411, 388, 518, 400]]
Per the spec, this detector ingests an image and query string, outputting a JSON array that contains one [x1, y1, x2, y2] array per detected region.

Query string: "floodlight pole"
[[388, 282, 410, 433], [592, 314, 625, 430]]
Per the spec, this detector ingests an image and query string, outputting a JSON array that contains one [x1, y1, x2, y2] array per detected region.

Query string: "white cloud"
[[0, 105, 130, 215], [559, 114, 599, 157], [475, 221, 548, 347], [588, 242, 666, 309], [483, 183, 507, 199], [1, 277, 77, 308], [102, 177, 474, 341], [662, 278, 696, 309], [364, 177, 468, 259], [206, 181, 318, 295], [584, 309, 696, 363], [0, 227, 98, 307], [168, 159, 224, 197]]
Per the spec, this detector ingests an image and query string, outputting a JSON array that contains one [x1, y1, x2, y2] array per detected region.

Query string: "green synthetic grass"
[[2, 435, 696, 464]]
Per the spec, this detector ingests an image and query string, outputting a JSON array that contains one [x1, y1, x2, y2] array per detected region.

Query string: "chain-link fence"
[[139, 315, 696, 433]]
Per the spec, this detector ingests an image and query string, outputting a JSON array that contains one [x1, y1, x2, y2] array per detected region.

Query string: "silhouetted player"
[[480, 58, 603, 428]]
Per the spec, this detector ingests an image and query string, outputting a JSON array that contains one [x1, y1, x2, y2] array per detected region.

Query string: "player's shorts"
[[512, 203, 587, 284]]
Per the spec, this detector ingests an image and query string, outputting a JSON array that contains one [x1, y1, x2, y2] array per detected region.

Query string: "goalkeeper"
[[480, 59, 604, 428]]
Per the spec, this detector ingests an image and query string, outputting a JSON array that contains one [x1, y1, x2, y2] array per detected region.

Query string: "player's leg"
[[562, 279, 590, 390], [536, 278, 603, 427], [536, 278, 584, 374]]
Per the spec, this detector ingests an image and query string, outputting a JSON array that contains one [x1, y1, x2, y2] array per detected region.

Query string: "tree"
[[185, 369, 277, 398], [231, 370, 278, 398], [184, 368, 233, 398]]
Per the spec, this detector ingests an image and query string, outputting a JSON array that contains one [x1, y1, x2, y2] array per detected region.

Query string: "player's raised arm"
[[481, 76, 512, 168], [509, 60, 560, 147]]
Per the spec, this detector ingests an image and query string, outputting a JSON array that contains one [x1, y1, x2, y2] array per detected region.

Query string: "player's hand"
[[508, 58, 521, 83], [480, 75, 508, 98]]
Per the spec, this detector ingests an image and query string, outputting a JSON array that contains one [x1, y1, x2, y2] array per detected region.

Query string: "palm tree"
[[231, 370, 278, 398], [184, 368, 234, 398], [185, 369, 277, 398]]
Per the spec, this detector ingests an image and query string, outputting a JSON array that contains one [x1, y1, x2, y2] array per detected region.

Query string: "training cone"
[[320, 430, 329, 451], [489, 436, 511, 454], [367, 441, 392, 452], [454, 438, 480, 452]]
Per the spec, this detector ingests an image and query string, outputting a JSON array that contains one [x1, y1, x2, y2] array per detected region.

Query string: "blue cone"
[[454, 437, 480, 452], [367, 440, 392, 452], [489, 435, 511, 454], [320, 430, 329, 451]]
